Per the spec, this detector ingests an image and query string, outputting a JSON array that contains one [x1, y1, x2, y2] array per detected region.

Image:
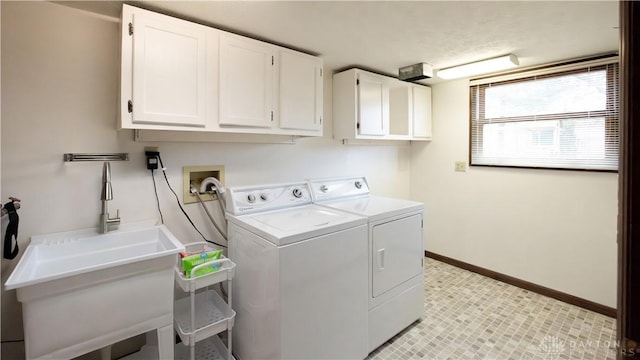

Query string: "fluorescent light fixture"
[[437, 54, 519, 80]]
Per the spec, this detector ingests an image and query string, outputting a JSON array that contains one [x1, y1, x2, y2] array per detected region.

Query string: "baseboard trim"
[[425, 251, 616, 318]]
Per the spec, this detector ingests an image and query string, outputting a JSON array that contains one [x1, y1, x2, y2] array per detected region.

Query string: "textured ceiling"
[[54, 1, 619, 84]]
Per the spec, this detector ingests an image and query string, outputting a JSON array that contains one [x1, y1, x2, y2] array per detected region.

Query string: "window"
[[470, 58, 619, 171]]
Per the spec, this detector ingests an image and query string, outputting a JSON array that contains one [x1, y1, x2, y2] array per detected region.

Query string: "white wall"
[[0, 2, 411, 358], [410, 78, 618, 308]]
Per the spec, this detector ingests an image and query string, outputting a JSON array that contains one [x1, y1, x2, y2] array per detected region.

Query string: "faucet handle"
[[107, 209, 121, 223]]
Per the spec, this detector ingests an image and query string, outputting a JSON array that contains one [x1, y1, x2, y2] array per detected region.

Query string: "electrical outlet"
[[454, 161, 466, 172], [144, 146, 160, 170], [182, 165, 225, 204]]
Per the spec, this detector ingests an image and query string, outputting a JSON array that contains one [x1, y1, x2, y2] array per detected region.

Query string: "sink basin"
[[4, 221, 185, 360], [5, 220, 184, 290]]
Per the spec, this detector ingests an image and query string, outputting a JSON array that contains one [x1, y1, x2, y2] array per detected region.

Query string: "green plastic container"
[[181, 249, 223, 278]]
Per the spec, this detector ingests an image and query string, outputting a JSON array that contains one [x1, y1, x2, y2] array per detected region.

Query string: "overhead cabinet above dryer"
[[120, 5, 323, 138], [333, 68, 432, 142]]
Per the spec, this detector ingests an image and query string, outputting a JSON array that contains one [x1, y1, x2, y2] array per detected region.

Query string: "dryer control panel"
[[227, 182, 312, 215], [309, 177, 370, 202]]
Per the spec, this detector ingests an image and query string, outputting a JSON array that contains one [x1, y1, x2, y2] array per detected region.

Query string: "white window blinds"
[[470, 58, 619, 171]]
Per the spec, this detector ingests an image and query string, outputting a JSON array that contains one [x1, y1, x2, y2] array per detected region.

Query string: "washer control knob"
[[247, 194, 256, 203], [354, 181, 363, 189], [260, 193, 268, 201], [320, 185, 328, 193], [292, 188, 303, 198]]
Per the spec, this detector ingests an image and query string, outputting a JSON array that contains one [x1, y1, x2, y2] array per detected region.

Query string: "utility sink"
[[5, 221, 184, 290], [5, 221, 185, 360]]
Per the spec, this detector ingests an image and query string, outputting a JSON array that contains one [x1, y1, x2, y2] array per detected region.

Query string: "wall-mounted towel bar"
[[63, 153, 129, 162]]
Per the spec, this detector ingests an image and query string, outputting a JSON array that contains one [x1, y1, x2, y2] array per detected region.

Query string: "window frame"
[[469, 57, 619, 172]]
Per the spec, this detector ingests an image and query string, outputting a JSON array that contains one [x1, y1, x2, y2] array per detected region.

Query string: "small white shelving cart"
[[173, 243, 236, 360]]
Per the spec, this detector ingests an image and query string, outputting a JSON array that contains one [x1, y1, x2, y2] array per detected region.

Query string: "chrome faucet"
[[100, 161, 120, 233]]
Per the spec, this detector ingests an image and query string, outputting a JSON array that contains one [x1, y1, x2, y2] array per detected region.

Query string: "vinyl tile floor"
[[367, 257, 617, 360]]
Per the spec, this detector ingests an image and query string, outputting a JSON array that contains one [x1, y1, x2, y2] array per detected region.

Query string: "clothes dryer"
[[226, 181, 368, 360], [309, 177, 424, 353]]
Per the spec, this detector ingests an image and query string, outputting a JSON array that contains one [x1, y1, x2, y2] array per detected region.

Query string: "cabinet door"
[[412, 86, 432, 139], [130, 10, 207, 127], [219, 34, 273, 128], [357, 73, 389, 136], [388, 86, 411, 137], [278, 50, 323, 132]]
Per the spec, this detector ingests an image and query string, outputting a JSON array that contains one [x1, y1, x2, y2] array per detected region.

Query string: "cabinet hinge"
[[421, 219, 424, 228], [320, 116, 322, 124], [320, 68, 323, 77], [128, 100, 133, 113], [356, 79, 360, 86], [271, 111, 274, 122], [128, 22, 133, 36], [272, 56, 274, 66]]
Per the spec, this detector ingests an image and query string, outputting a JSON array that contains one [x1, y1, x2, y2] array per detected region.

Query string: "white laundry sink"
[[4, 221, 185, 360], [5, 220, 184, 290]]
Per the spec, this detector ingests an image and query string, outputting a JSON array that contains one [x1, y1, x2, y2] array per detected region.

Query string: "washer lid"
[[227, 204, 367, 246], [319, 195, 423, 222]]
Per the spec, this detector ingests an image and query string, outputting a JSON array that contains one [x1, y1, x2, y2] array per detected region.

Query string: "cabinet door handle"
[[378, 248, 385, 270]]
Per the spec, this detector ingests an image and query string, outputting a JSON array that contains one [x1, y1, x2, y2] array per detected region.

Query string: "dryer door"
[[372, 213, 423, 297]]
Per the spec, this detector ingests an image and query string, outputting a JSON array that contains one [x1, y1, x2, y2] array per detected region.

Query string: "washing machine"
[[226, 181, 368, 360], [309, 177, 424, 353]]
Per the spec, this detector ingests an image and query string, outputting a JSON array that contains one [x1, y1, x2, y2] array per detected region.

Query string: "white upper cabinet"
[[357, 72, 389, 136], [219, 34, 274, 128], [389, 84, 432, 140], [119, 5, 323, 138], [277, 49, 323, 131], [333, 69, 390, 141], [121, 5, 207, 129], [333, 68, 431, 142], [411, 85, 432, 140]]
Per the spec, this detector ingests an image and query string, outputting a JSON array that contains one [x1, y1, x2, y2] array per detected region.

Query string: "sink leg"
[[99, 345, 111, 360], [157, 324, 174, 359]]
